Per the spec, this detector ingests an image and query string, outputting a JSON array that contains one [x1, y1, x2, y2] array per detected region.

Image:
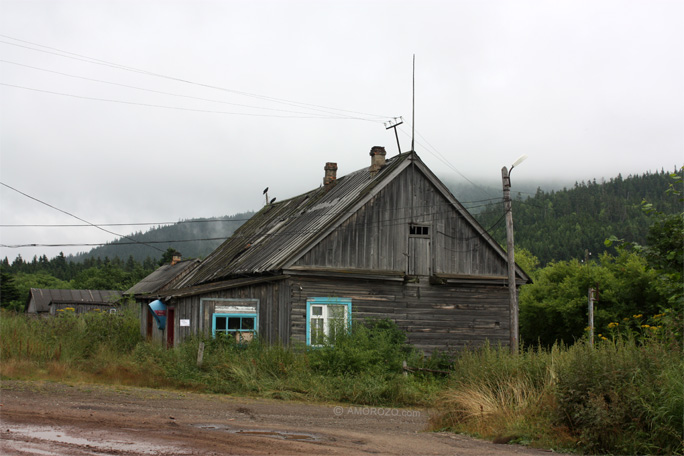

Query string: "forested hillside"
[[474, 168, 682, 265], [69, 212, 254, 263]]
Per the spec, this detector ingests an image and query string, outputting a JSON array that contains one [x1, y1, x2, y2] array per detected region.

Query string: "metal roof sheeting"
[[173, 150, 531, 289], [26, 289, 123, 313], [125, 259, 200, 296], [177, 153, 411, 287]]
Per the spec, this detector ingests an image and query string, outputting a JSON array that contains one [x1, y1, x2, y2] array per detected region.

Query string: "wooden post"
[[588, 288, 595, 346], [197, 341, 205, 368], [502, 166, 519, 355]]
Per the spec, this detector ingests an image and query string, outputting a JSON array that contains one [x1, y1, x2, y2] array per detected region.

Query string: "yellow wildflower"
[[607, 322, 619, 329], [623, 317, 630, 322], [633, 314, 643, 319], [600, 336, 608, 340], [641, 324, 650, 328]]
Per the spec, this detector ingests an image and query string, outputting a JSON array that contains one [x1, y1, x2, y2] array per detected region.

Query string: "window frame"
[[212, 313, 258, 342], [409, 224, 430, 237], [306, 297, 352, 346], [201, 298, 259, 339]]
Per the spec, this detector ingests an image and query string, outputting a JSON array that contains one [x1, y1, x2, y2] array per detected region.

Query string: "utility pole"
[[501, 154, 527, 355], [384, 117, 404, 154], [502, 166, 518, 354]]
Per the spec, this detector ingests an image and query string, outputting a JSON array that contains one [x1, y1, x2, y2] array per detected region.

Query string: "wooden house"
[[139, 148, 530, 353], [25, 288, 123, 315]]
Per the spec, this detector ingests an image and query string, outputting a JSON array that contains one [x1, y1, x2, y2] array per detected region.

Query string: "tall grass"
[[0, 305, 146, 384], [3, 308, 681, 454], [0, 311, 442, 406], [129, 320, 443, 406], [430, 339, 684, 454]]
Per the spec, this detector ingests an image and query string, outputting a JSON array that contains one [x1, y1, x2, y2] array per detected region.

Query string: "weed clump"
[[430, 338, 683, 454]]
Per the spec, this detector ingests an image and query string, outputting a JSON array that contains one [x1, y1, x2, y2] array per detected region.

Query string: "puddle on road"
[[3, 424, 191, 455], [193, 424, 318, 441], [235, 429, 317, 440]]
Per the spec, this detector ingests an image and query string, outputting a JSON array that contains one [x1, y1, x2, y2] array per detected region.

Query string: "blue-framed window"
[[212, 313, 258, 342], [306, 297, 351, 346]]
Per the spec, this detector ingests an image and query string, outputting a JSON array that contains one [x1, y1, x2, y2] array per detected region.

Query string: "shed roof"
[[175, 151, 530, 288], [26, 289, 123, 313], [125, 259, 200, 296]]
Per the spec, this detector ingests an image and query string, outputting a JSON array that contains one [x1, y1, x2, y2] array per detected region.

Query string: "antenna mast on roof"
[[411, 54, 415, 153], [384, 117, 403, 154]]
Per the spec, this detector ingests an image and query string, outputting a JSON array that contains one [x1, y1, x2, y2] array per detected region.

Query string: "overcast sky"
[[1, 0, 682, 262]]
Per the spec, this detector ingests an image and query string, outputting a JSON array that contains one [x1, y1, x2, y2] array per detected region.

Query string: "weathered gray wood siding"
[[288, 275, 510, 353], [293, 165, 508, 276], [167, 279, 290, 346]]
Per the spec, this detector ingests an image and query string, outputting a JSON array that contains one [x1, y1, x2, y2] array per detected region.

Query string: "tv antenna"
[[411, 54, 415, 153], [384, 117, 403, 154]]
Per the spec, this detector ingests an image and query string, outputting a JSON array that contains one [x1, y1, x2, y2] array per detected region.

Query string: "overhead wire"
[[0, 33, 513, 256], [0, 182, 164, 253], [397, 124, 497, 199], [0, 195, 506, 250], [0, 34, 390, 121], [0, 59, 380, 119], [0, 82, 361, 119], [0, 195, 503, 228]]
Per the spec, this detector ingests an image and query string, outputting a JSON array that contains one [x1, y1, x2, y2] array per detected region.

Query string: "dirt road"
[[1, 380, 555, 455]]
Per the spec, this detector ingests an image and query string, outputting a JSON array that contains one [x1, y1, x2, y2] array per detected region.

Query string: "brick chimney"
[[324, 162, 338, 187], [369, 146, 387, 177], [171, 253, 182, 266]]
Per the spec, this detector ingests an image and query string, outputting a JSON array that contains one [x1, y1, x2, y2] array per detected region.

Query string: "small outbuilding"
[[125, 254, 200, 342], [25, 288, 123, 315], [134, 147, 530, 353]]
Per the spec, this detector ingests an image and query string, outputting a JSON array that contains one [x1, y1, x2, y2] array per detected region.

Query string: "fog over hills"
[[65, 168, 680, 265]]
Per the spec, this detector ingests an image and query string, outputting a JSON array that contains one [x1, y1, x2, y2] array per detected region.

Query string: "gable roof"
[[26, 288, 123, 313], [177, 151, 530, 288], [125, 259, 200, 296]]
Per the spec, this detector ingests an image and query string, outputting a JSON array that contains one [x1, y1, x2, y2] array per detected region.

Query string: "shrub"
[[554, 338, 683, 454], [431, 338, 683, 454], [308, 318, 413, 376]]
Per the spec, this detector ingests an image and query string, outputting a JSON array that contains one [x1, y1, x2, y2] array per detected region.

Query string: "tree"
[[72, 265, 130, 290], [606, 168, 683, 307], [519, 251, 666, 347], [158, 248, 180, 266], [0, 267, 21, 310]]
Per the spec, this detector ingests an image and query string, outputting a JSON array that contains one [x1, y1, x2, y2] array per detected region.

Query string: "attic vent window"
[[409, 225, 430, 236]]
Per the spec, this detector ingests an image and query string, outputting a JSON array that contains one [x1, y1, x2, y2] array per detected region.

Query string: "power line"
[[0, 218, 254, 228], [1, 201, 502, 250], [0, 181, 164, 253], [0, 34, 390, 121], [0, 197, 503, 228], [397, 125, 496, 199], [0, 59, 381, 119], [0, 82, 361, 119], [1, 237, 229, 248]]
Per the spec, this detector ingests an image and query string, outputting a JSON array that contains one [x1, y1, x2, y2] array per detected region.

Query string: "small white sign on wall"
[[180, 319, 190, 327]]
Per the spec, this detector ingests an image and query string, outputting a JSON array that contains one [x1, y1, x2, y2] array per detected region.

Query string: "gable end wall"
[[293, 166, 508, 276]]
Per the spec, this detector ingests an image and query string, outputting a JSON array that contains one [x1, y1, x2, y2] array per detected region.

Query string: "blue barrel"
[[148, 299, 167, 330]]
